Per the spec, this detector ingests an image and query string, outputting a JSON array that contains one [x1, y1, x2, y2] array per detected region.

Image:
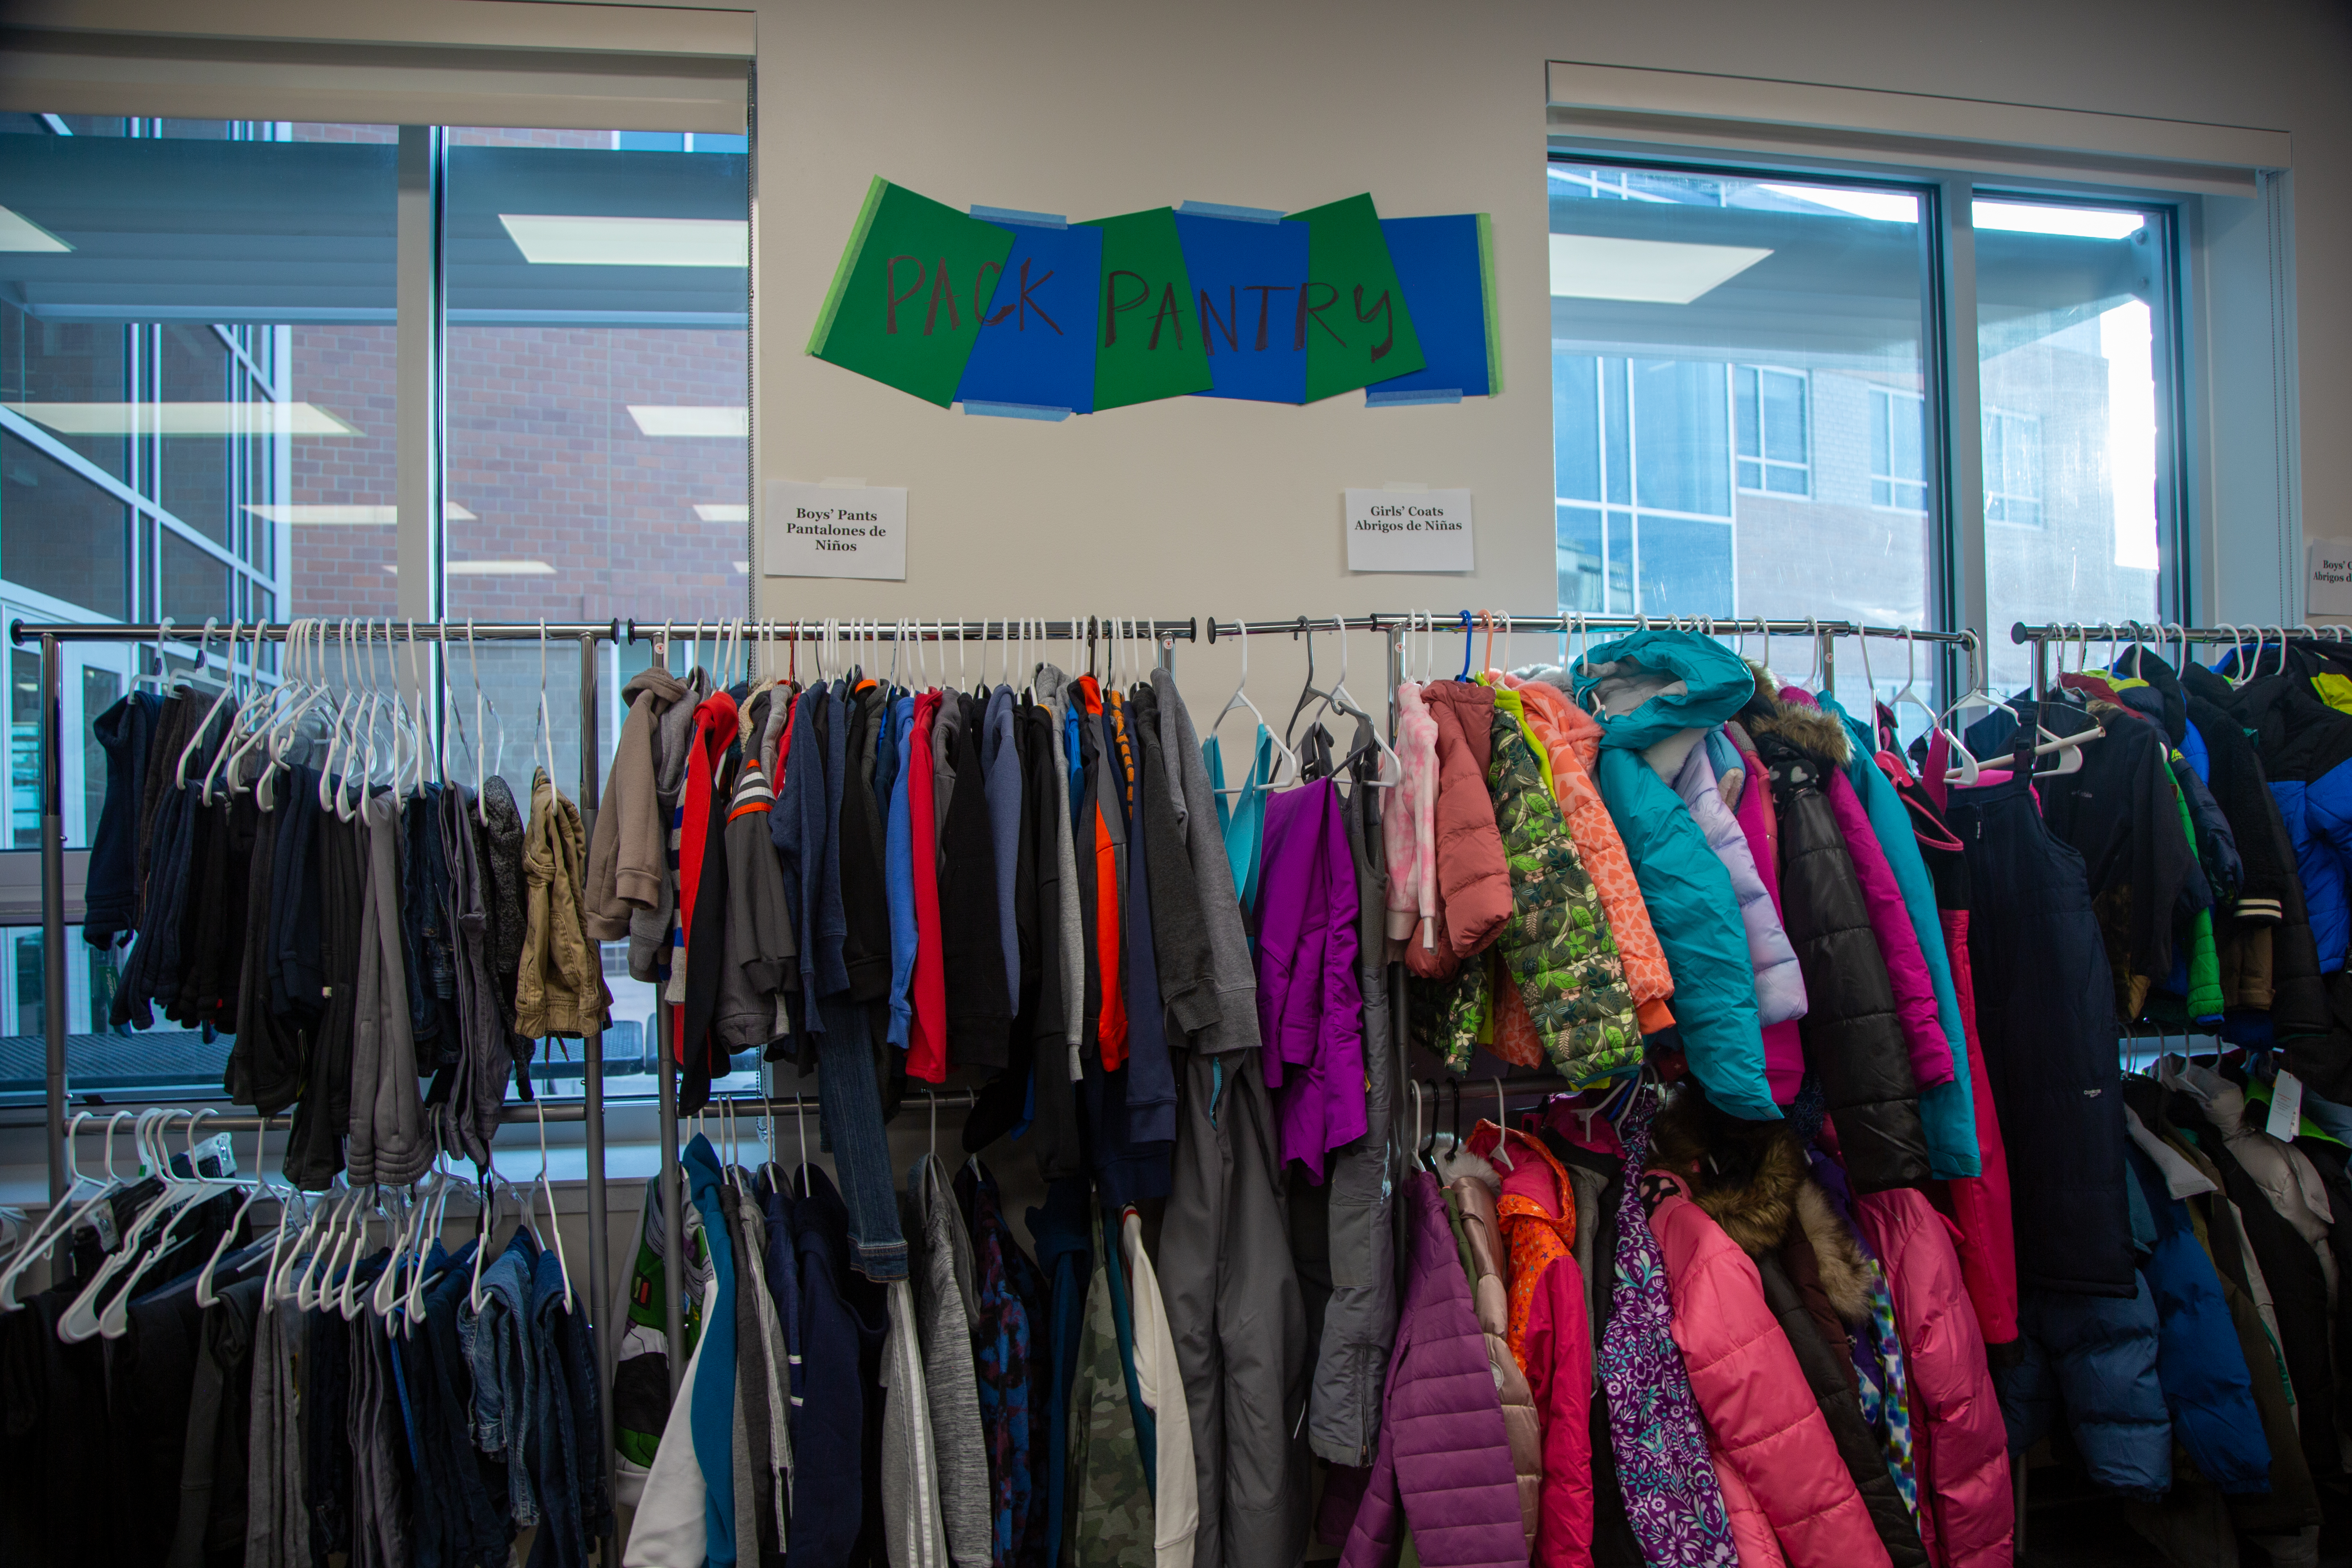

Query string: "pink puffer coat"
[[1855, 1188, 2011, 1568], [1780, 688, 1955, 1091], [1647, 1168, 1893, 1568], [1416, 681, 1512, 974], [1385, 681, 1440, 956]]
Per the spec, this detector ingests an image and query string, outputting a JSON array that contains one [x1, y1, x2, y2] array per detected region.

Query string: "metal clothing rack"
[[5, 610, 1199, 1458], [2011, 618, 2352, 699]]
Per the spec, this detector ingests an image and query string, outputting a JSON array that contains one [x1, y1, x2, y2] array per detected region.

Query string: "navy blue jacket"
[[84, 691, 160, 949], [1027, 1176, 1093, 1568], [784, 1165, 873, 1568]]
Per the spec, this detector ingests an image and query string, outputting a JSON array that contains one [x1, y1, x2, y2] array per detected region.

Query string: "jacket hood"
[[1513, 677, 1602, 775], [2109, 646, 2188, 746], [1566, 629, 1757, 755], [625, 665, 690, 708], [1649, 1087, 1871, 1321], [1741, 681, 1852, 770]]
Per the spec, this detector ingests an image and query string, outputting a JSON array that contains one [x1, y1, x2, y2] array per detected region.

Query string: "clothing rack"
[[2010, 618, 2352, 699]]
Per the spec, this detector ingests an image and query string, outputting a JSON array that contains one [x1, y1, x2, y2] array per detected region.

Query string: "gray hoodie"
[[904, 1156, 992, 1567], [1033, 666, 1085, 1048], [630, 666, 708, 983]]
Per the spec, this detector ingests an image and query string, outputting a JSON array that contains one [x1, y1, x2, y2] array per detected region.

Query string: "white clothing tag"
[[2268, 1069, 2306, 1142]]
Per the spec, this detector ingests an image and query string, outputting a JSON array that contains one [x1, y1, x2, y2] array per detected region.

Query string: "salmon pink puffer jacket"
[[1646, 1167, 1893, 1568]]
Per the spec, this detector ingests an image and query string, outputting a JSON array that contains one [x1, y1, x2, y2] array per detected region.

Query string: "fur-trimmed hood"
[[1737, 665, 1851, 770], [1649, 1088, 1871, 1322]]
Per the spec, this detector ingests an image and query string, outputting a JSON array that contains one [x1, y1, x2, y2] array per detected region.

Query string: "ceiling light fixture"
[[1548, 234, 1773, 304], [498, 213, 748, 267], [243, 503, 477, 525], [5, 402, 361, 436], [0, 205, 71, 253], [628, 405, 747, 437]]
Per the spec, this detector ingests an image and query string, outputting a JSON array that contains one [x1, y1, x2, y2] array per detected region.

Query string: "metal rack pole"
[[39, 631, 65, 1204], [574, 629, 618, 1548], [622, 616, 1198, 646], [655, 1001, 686, 1395], [8, 618, 625, 647], [1204, 613, 1977, 644]]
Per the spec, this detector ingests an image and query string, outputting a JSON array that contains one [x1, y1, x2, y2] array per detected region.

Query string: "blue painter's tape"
[[1366, 388, 1464, 406], [961, 400, 1073, 421], [1176, 200, 1285, 224], [971, 205, 1069, 229]]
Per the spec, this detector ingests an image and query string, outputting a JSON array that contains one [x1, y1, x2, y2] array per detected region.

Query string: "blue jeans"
[[815, 993, 908, 1281]]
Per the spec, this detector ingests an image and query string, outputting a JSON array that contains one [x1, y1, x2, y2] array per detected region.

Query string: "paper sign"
[[954, 220, 1103, 414], [1174, 210, 1312, 404], [1345, 488, 1474, 572], [806, 178, 1016, 407], [2267, 1068, 2305, 1142], [1369, 214, 1497, 402], [1284, 193, 1425, 402], [1078, 207, 1213, 411], [765, 480, 906, 581], [2309, 539, 2352, 619]]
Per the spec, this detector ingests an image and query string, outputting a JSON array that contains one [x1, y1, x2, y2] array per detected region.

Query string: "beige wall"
[[736, 0, 2351, 684]]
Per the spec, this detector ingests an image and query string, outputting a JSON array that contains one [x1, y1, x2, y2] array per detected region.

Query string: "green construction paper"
[[1477, 212, 1502, 397], [806, 177, 1016, 408], [1078, 206, 1213, 411], [1285, 193, 1426, 403]]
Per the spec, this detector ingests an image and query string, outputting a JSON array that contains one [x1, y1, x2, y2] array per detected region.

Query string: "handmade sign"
[[806, 178, 1016, 407], [807, 177, 1492, 415]]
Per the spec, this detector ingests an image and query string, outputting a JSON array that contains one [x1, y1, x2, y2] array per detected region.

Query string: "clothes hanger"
[[1285, 617, 1335, 753], [1322, 618, 1400, 785], [99, 1108, 249, 1335], [1489, 1079, 1515, 1170], [534, 1099, 574, 1313], [1, 1112, 123, 1310], [195, 1121, 275, 1308], [1211, 622, 1299, 796], [59, 1108, 190, 1340]]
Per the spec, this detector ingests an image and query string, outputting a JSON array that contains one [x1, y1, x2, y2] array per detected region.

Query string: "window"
[[1735, 366, 1810, 496], [1549, 156, 2184, 697], [1982, 409, 2044, 526], [0, 112, 754, 1104], [1870, 386, 1929, 511]]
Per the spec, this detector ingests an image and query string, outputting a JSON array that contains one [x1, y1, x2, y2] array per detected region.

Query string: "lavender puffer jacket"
[[1340, 1173, 1525, 1568]]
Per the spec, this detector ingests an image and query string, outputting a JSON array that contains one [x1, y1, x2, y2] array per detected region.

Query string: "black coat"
[[1756, 1249, 1928, 1568], [1752, 728, 1928, 1191]]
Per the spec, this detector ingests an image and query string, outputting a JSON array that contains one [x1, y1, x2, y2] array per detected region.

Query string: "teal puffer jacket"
[[1571, 630, 1778, 1120]]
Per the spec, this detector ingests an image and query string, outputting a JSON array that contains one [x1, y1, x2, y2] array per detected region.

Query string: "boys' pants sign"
[[765, 480, 908, 581], [807, 179, 1496, 415]]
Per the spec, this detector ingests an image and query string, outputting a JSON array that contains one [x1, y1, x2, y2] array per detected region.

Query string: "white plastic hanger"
[[1, 1112, 125, 1310], [1210, 622, 1300, 796], [196, 1121, 274, 1308], [533, 1100, 574, 1314], [59, 1109, 188, 1340]]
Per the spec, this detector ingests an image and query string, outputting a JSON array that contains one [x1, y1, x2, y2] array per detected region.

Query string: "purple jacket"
[[1254, 778, 1365, 1179], [1340, 1173, 1524, 1568]]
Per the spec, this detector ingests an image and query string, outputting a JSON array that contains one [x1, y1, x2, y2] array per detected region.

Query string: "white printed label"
[[2268, 1068, 2305, 1142], [1345, 488, 1474, 573], [764, 480, 908, 581]]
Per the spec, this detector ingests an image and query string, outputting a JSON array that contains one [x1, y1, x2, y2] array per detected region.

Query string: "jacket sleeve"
[[1825, 770, 1954, 1091], [1856, 1190, 2014, 1568], [1663, 1205, 1892, 1568], [583, 692, 658, 940], [1674, 744, 1807, 1029], [1521, 1254, 1594, 1568], [1337, 1335, 1407, 1568], [1595, 748, 1776, 1121], [1137, 716, 1220, 1037]]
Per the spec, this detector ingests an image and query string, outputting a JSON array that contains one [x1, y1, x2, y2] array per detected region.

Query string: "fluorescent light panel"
[[243, 504, 477, 525], [6, 402, 361, 435], [499, 213, 748, 267], [1548, 234, 1773, 304], [1972, 201, 2146, 240], [628, 405, 746, 437], [382, 560, 555, 576], [0, 205, 71, 253], [694, 503, 749, 523]]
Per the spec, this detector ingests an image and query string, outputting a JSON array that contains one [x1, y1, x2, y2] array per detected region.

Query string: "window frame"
[[1733, 363, 1812, 500], [1546, 142, 2196, 662]]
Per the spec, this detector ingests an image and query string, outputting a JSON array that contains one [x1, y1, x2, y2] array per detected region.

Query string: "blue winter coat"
[[2124, 1144, 2272, 1494], [1573, 630, 1775, 1120], [1824, 694, 1980, 1179], [2236, 673, 2352, 971]]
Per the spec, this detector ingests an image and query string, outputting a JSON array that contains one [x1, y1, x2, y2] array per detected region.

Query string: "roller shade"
[[0, 0, 751, 134]]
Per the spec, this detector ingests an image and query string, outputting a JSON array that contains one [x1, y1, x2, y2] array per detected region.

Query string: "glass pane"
[[1558, 505, 1604, 611], [1976, 198, 2167, 689], [9, 650, 35, 848], [443, 126, 749, 624], [1550, 160, 1934, 655], [0, 118, 398, 630], [80, 664, 120, 840], [0, 431, 129, 618], [285, 323, 400, 617], [1553, 354, 1600, 502]]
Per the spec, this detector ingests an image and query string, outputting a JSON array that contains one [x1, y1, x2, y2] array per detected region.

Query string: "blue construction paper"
[[1176, 200, 1285, 224], [954, 222, 1103, 414], [1373, 214, 1492, 399], [1172, 210, 1310, 405]]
